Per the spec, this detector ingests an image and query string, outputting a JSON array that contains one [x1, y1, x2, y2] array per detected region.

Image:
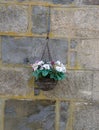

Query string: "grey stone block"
[[53, 0, 74, 4], [2, 36, 68, 64], [0, 5, 28, 32], [0, 99, 5, 130], [4, 100, 55, 130], [70, 51, 77, 67], [0, 37, 1, 60], [44, 71, 93, 100], [32, 6, 48, 34], [51, 8, 99, 38], [70, 40, 78, 49], [2, 37, 46, 64], [17, 0, 52, 2], [93, 71, 99, 92], [76, 39, 99, 69], [0, 68, 29, 95], [49, 39, 68, 64], [0, 0, 15, 2], [73, 102, 99, 130], [76, 0, 99, 5], [60, 102, 70, 130], [92, 92, 99, 101], [69, 39, 99, 69]]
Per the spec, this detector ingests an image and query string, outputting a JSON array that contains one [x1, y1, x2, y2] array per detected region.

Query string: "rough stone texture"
[[70, 40, 78, 49], [76, 39, 99, 69], [93, 92, 99, 101], [60, 102, 70, 130], [0, 68, 30, 95], [0, 99, 5, 130], [49, 39, 68, 64], [73, 102, 99, 130], [44, 71, 93, 100], [16, 0, 74, 4], [0, 37, 1, 60], [2, 37, 46, 64], [51, 8, 99, 38], [70, 51, 77, 67], [4, 100, 55, 130], [32, 6, 48, 34], [51, 9, 74, 37], [76, 0, 99, 5], [0, 0, 15, 2], [92, 71, 99, 101], [0, 5, 28, 32], [0, 1, 98, 130], [93, 71, 99, 92], [2, 36, 68, 64], [17, 0, 52, 2], [0, 0, 74, 4], [53, 0, 74, 4]]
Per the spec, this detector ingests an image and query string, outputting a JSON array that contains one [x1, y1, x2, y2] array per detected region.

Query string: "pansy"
[[42, 64, 50, 70], [31, 63, 38, 69], [37, 61, 44, 66], [61, 66, 66, 73], [55, 60, 61, 66], [33, 66, 38, 71], [31, 60, 67, 81], [55, 66, 63, 72]]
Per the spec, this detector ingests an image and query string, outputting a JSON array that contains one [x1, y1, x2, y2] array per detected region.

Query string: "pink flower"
[[51, 61, 55, 65]]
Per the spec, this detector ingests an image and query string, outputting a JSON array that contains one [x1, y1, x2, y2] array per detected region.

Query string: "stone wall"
[[0, 0, 99, 130]]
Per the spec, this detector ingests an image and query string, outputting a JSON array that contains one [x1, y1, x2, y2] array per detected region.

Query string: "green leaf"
[[32, 69, 66, 81], [60, 73, 66, 79], [56, 72, 66, 80], [56, 74, 62, 80], [50, 73, 55, 79], [32, 70, 42, 79], [42, 69, 49, 77]]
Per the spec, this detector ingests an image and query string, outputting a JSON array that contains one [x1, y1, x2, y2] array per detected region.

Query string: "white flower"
[[42, 64, 50, 70], [33, 66, 38, 71], [55, 66, 63, 72], [55, 61, 61, 65], [31, 63, 37, 68], [31, 63, 38, 71], [55, 61, 66, 73], [31, 60, 66, 73], [60, 64, 66, 72], [60, 63, 64, 67], [55, 65, 66, 73], [62, 66, 66, 73], [37, 61, 44, 66]]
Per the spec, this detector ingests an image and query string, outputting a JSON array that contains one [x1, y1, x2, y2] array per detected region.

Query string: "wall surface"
[[0, 0, 99, 130]]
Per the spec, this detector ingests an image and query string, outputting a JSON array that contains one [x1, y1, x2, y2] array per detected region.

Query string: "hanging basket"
[[30, 6, 66, 91], [35, 76, 58, 91]]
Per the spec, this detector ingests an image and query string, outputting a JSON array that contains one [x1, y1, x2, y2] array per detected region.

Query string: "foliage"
[[31, 60, 66, 81]]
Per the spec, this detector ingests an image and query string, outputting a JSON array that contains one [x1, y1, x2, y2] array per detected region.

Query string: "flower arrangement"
[[31, 60, 66, 81]]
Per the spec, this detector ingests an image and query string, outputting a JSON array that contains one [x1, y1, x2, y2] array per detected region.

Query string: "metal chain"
[[41, 6, 52, 61]]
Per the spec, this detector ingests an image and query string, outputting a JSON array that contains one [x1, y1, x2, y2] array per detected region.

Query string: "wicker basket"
[[35, 77, 57, 91]]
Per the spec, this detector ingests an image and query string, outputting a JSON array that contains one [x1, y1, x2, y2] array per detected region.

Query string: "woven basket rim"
[[35, 77, 57, 91]]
